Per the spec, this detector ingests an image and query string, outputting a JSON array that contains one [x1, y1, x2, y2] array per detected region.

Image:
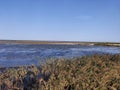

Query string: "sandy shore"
[[0, 40, 120, 47]]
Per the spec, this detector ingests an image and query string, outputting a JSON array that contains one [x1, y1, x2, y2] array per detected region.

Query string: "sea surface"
[[0, 44, 120, 67]]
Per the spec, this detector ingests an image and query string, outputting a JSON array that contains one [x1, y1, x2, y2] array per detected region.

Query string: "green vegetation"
[[0, 54, 120, 90], [94, 42, 120, 47]]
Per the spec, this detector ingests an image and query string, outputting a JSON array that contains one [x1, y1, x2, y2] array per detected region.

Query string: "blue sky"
[[0, 0, 120, 42]]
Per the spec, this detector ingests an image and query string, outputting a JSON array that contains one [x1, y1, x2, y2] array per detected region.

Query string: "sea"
[[0, 44, 120, 67]]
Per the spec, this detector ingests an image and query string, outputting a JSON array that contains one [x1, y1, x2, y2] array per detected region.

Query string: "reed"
[[0, 54, 120, 90]]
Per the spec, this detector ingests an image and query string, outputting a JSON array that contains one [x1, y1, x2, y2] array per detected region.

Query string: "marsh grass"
[[0, 54, 120, 90]]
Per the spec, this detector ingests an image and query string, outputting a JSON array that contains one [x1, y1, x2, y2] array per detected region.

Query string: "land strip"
[[0, 40, 120, 46]]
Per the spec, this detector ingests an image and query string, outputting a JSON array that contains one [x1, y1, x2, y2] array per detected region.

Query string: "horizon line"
[[0, 39, 120, 43]]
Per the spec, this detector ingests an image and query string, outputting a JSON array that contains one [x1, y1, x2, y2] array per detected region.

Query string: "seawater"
[[0, 44, 120, 67]]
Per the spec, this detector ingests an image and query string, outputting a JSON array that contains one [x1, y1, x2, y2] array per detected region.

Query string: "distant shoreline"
[[0, 40, 120, 46]]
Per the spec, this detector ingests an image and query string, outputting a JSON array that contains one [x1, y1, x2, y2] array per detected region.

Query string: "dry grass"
[[0, 54, 120, 90]]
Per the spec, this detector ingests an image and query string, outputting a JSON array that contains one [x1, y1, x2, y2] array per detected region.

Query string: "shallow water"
[[0, 44, 120, 67]]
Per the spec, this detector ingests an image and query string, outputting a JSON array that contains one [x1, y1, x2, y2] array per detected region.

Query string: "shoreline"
[[0, 40, 120, 47], [0, 53, 120, 71]]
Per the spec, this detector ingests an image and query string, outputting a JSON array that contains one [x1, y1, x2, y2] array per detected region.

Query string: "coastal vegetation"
[[0, 54, 120, 90]]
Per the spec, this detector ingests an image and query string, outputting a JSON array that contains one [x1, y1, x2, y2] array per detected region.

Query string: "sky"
[[0, 0, 120, 42]]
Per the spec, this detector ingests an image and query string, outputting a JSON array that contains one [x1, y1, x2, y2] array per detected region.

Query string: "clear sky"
[[0, 0, 120, 42]]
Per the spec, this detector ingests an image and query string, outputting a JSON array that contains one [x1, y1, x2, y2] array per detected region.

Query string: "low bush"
[[0, 54, 120, 90]]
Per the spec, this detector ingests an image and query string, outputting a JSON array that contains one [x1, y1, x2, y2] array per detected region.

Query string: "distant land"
[[0, 40, 120, 46]]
